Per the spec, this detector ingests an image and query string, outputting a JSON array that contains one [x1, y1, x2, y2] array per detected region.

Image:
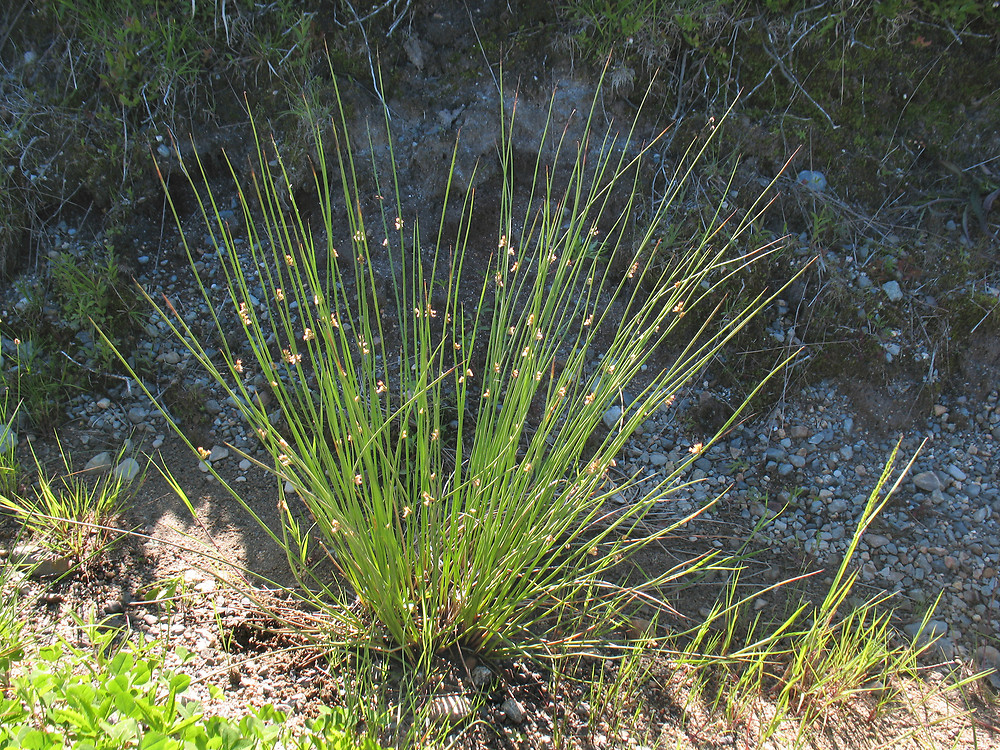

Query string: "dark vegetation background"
[[0, 0, 997, 431]]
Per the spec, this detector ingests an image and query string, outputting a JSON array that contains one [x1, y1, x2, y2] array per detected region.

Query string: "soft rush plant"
[[142, 74, 789, 663]]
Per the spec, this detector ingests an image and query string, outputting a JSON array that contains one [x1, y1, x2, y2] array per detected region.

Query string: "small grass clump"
[[664, 441, 983, 746], [0, 441, 141, 562]]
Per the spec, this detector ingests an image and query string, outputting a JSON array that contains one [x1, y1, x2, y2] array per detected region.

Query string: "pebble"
[[208, 445, 230, 462], [796, 170, 827, 191], [501, 697, 525, 724], [84, 452, 114, 473], [113, 458, 141, 482], [5, 545, 73, 578], [0, 425, 16, 453], [602, 406, 623, 429], [912, 471, 943, 492], [882, 280, 903, 302], [471, 665, 494, 688]]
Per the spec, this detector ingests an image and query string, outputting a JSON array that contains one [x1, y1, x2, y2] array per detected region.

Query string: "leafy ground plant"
[[0, 626, 381, 750], [0, 337, 76, 429], [48, 246, 143, 369], [139, 73, 791, 665], [0, 536, 29, 684]]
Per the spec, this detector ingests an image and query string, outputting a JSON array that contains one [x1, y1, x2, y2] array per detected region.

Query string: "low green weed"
[[0, 537, 29, 683], [39, 0, 315, 121], [0, 400, 18, 500], [49, 247, 143, 369], [0, 337, 75, 429]]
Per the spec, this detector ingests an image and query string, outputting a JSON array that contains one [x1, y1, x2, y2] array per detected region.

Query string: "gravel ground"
[[9, 208, 1000, 698]]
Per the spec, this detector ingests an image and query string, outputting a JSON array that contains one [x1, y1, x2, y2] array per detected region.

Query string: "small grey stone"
[[866, 533, 891, 548], [975, 646, 1000, 690], [976, 645, 1000, 668], [239, 459, 253, 471], [113, 458, 141, 482], [0, 424, 16, 453], [903, 620, 955, 659], [778, 463, 794, 476], [809, 428, 833, 445], [904, 619, 949, 640], [31, 554, 73, 578], [162, 350, 181, 365], [789, 454, 806, 469], [828, 498, 848, 514], [471, 665, 494, 688], [649, 453, 668, 467], [912, 471, 943, 492], [602, 406, 623, 430], [796, 170, 826, 191], [84, 452, 114, 473], [501, 697, 525, 724], [945, 464, 967, 482], [882, 281, 903, 302], [208, 445, 229, 462], [127, 407, 147, 424], [205, 399, 223, 415], [6, 544, 72, 577]]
